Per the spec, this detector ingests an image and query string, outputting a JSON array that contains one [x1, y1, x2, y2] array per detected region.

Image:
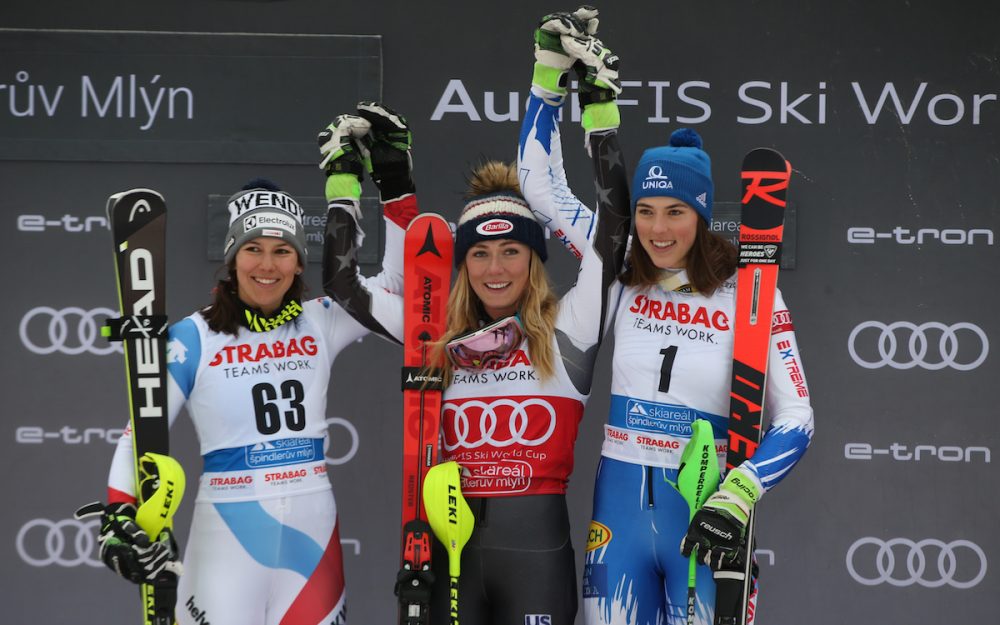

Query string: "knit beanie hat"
[[223, 178, 307, 264], [632, 128, 714, 223], [453, 191, 548, 267]]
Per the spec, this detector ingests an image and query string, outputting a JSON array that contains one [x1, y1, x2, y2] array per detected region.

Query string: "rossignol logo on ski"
[[741, 167, 789, 207]]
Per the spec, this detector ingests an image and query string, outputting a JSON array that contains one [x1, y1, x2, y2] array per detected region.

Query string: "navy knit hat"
[[632, 128, 714, 223], [453, 191, 548, 267], [223, 179, 307, 264]]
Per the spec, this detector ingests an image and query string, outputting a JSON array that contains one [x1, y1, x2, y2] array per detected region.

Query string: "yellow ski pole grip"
[[135, 452, 186, 537]]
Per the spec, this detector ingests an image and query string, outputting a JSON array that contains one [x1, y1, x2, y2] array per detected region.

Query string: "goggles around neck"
[[445, 314, 526, 370]]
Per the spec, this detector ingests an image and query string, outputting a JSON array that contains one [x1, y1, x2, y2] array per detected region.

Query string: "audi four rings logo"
[[325, 417, 359, 466], [17, 517, 102, 568], [848, 321, 989, 371], [20, 306, 122, 355], [846, 537, 987, 588], [443, 398, 557, 451]]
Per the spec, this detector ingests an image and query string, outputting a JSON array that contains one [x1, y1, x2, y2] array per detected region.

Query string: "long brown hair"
[[621, 218, 737, 295], [200, 264, 307, 336]]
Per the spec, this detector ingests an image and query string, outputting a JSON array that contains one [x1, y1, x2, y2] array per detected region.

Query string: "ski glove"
[[533, 6, 600, 98], [563, 34, 621, 95], [680, 467, 761, 570], [356, 101, 415, 203], [318, 114, 371, 201], [75, 501, 182, 584]]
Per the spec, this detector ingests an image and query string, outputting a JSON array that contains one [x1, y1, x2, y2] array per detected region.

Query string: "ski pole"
[[423, 461, 474, 625], [676, 419, 720, 625]]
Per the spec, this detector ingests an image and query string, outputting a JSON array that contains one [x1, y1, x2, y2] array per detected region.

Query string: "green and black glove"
[[75, 501, 181, 584], [679, 467, 761, 570], [356, 101, 415, 203]]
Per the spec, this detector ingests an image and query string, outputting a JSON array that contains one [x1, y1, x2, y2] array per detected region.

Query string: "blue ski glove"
[[679, 467, 761, 570], [75, 501, 182, 584], [533, 6, 600, 100], [356, 101, 415, 203], [317, 114, 371, 202]]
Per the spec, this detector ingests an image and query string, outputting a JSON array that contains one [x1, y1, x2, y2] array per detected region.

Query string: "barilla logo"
[[587, 520, 612, 552], [228, 190, 304, 220], [642, 164, 673, 191], [476, 218, 514, 236]]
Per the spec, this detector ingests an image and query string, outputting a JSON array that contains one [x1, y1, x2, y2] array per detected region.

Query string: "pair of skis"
[[397, 213, 465, 625], [102, 190, 185, 625], [711, 148, 792, 625]]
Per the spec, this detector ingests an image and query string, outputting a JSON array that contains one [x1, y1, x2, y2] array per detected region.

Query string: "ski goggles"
[[445, 314, 526, 370]]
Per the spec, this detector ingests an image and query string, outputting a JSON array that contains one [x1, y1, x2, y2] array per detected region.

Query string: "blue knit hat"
[[453, 191, 547, 267], [632, 128, 713, 223]]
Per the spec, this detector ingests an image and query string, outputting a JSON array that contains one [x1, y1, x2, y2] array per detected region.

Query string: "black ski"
[[105, 189, 182, 625]]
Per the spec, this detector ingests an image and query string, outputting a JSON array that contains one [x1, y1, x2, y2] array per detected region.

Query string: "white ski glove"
[[533, 6, 601, 99], [317, 114, 372, 204]]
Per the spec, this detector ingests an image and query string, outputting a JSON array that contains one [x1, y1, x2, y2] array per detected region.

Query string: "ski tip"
[[406, 212, 451, 231]]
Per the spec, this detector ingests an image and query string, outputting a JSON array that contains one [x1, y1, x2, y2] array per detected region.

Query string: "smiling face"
[[633, 197, 700, 270], [464, 239, 532, 319], [234, 237, 301, 315]]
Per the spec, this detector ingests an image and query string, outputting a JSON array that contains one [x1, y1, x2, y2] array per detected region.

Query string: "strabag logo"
[[846, 537, 987, 589], [847, 226, 993, 246], [844, 442, 990, 463], [848, 321, 989, 371]]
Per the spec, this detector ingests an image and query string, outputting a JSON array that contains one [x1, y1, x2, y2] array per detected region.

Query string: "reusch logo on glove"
[[476, 219, 514, 236]]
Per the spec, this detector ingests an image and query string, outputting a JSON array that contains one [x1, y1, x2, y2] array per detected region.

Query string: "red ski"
[[396, 213, 453, 625], [715, 149, 790, 625]]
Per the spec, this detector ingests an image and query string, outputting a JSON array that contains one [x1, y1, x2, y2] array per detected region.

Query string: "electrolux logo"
[[844, 442, 990, 463], [17, 214, 108, 232], [847, 226, 993, 245]]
